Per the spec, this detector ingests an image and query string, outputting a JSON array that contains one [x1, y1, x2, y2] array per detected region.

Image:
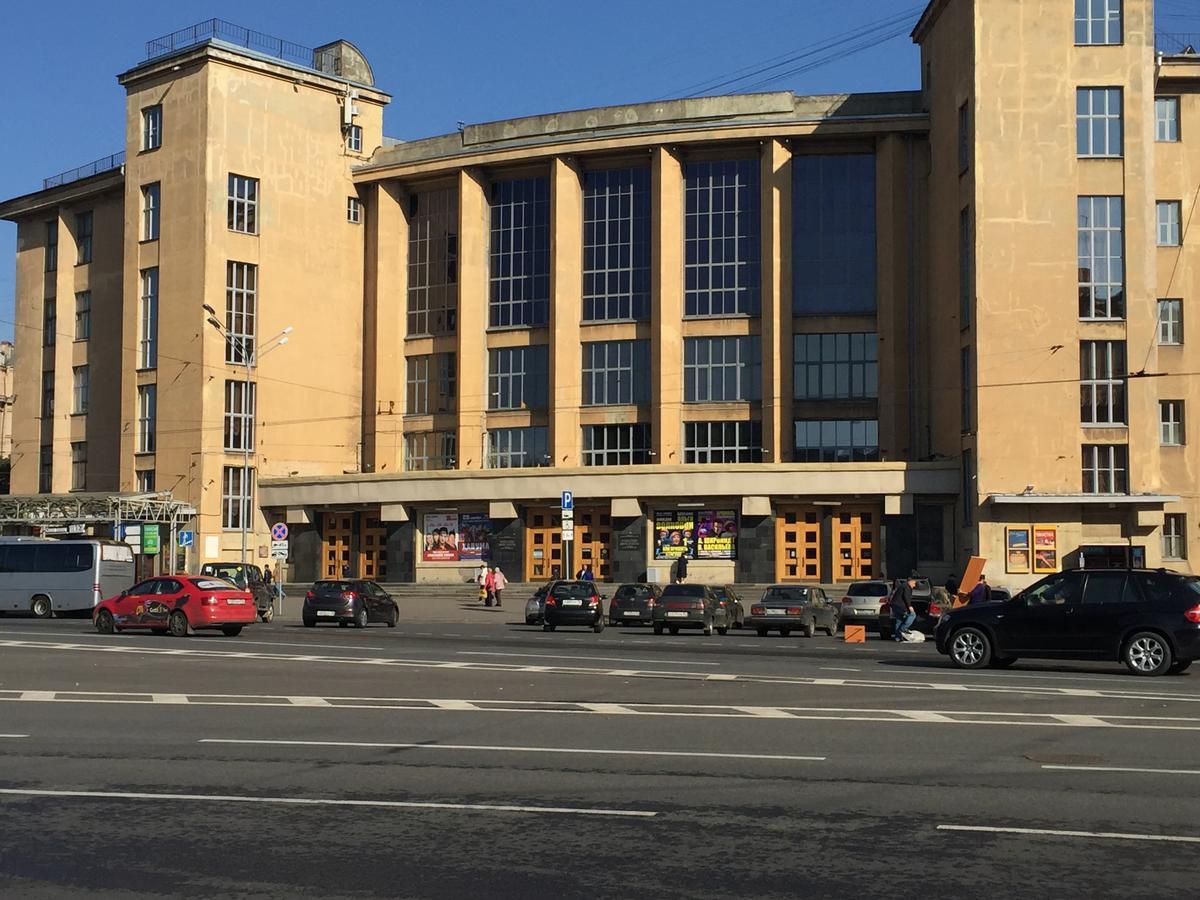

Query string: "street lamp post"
[[203, 305, 292, 567]]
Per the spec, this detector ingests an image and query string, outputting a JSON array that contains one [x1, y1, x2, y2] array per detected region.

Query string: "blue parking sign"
[[561, 490, 573, 511]]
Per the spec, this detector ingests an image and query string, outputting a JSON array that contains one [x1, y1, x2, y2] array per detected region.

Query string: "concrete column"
[[876, 134, 910, 461], [457, 168, 489, 469], [760, 139, 791, 462], [549, 157, 584, 466], [652, 148, 684, 463], [362, 181, 407, 474]]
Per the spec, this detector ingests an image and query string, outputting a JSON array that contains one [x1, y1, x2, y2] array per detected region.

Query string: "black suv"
[[935, 568, 1200, 676], [543, 581, 604, 633]]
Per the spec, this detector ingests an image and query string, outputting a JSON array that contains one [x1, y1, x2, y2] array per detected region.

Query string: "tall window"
[[487, 426, 548, 469], [489, 177, 550, 327], [1076, 88, 1122, 158], [1157, 201, 1182, 247], [405, 431, 456, 471], [142, 105, 162, 150], [959, 206, 973, 326], [74, 292, 91, 341], [583, 167, 651, 321], [793, 153, 875, 315], [684, 336, 761, 402], [686, 160, 761, 317], [793, 333, 878, 400], [70, 442, 87, 491], [38, 445, 52, 493], [136, 469, 156, 493], [582, 340, 650, 406], [962, 449, 974, 525], [1156, 97, 1181, 142], [1078, 196, 1124, 319], [227, 175, 258, 234], [917, 504, 946, 562], [488, 345, 548, 410], [407, 187, 458, 336], [1160, 400, 1185, 446], [223, 380, 256, 452], [794, 420, 880, 463], [347, 196, 362, 224], [41, 371, 54, 418], [1158, 298, 1184, 345], [72, 365, 89, 415], [139, 268, 158, 369], [1162, 513, 1187, 560], [226, 262, 257, 364], [1075, 0, 1121, 45], [958, 102, 970, 172], [75, 211, 93, 264], [45, 221, 57, 272], [1082, 443, 1128, 494], [1080, 340, 1126, 425], [222, 466, 254, 530], [347, 124, 363, 153], [960, 347, 972, 433], [137, 385, 157, 454], [683, 421, 763, 463], [43, 298, 56, 347], [141, 183, 160, 241], [406, 353, 457, 415], [583, 424, 652, 466]]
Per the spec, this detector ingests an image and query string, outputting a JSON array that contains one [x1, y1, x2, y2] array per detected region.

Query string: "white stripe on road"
[[1042, 764, 1200, 776], [937, 824, 1200, 844], [0, 630, 388, 653], [199, 738, 826, 762], [458, 651, 720, 667], [821, 667, 861, 673], [0, 787, 656, 818], [0, 734, 29, 739], [151, 694, 189, 705], [288, 697, 331, 707]]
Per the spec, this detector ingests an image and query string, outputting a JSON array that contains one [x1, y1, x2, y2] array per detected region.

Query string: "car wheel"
[[990, 656, 1018, 668], [260, 606, 274, 624], [221, 625, 243, 637], [780, 628, 791, 638], [303, 618, 316, 628], [668, 626, 680, 635], [826, 619, 838, 637], [355, 606, 369, 629], [717, 625, 729, 636], [1123, 631, 1173, 676], [95, 609, 115, 635], [653, 623, 664, 635], [1168, 659, 1192, 675], [756, 627, 768, 637], [31, 595, 52, 619], [593, 619, 605, 634], [948, 627, 992, 669], [802, 620, 815, 638], [386, 604, 399, 628], [168, 610, 189, 638], [543, 623, 556, 632]]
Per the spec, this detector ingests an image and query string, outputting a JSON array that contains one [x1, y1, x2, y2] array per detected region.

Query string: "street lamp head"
[[201, 303, 217, 316], [206, 316, 224, 330], [282, 326, 294, 335], [278, 336, 289, 346]]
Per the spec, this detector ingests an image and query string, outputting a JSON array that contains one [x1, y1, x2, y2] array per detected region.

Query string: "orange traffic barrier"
[[844, 624, 866, 643]]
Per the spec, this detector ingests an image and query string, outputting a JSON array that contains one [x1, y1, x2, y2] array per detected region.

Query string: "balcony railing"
[[144, 19, 338, 74], [43, 152, 125, 191], [1157, 33, 1200, 56]]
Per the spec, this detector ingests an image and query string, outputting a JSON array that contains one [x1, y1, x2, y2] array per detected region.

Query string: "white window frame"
[[227, 174, 258, 234], [225, 262, 257, 365], [70, 442, 87, 491], [683, 420, 763, 464], [347, 196, 362, 224], [74, 291, 91, 341], [41, 371, 54, 418], [139, 268, 158, 369], [1081, 443, 1128, 494], [142, 105, 162, 151], [1079, 340, 1126, 426], [1158, 298, 1184, 345], [137, 385, 156, 454], [72, 365, 89, 415], [1157, 200, 1182, 247], [223, 380, 256, 452], [1074, 0, 1122, 46], [684, 336, 760, 403], [404, 431, 456, 471], [141, 183, 160, 241], [76, 210, 93, 265], [486, 426, 549, 469], [347, 124, 363, 153], [583, 423, 652, 466], [1078, 196, 1125, 320], [136, 469, 156, 493], [1156, 96, 1181, 143], [1162, 513, 1187, 560], [1160, 400, 1185, 447], [1076, 87, 1123, 158], [221, 465, 254, 530]]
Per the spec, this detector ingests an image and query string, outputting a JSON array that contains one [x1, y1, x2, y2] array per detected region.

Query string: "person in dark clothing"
[[675, 555, 689, 584], [967, 574, 991, 604], [945, 575, 959, 596], [891, 575, 917, 640]]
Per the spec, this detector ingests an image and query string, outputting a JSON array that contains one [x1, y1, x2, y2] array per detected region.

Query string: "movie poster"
[[1006, 527, 1030, 574], [696, 510, 738, 559], [458, 513, 493, 561], [654, 511, 696, 560], [1032, 525, 1058, 574], [422, 513, 459, 561]]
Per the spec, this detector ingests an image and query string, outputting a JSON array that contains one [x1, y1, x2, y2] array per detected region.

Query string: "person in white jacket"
[[491, 567, 508, 608]]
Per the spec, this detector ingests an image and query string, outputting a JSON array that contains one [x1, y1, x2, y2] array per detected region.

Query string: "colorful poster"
[[1033, 525, 1058, 574], [1005, 527, 1030, 574], [458, 513, 493, 561], [422, 513, 459, 561], [696, 510, 738, 559], [654, 511, 696, 560]]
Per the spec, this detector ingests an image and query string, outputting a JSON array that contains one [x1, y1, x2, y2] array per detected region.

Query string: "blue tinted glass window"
[[489, 177, 550, 327], [793, 154, 876, 315], [684, 160, 761, 316], [583, 168, 650, 321]]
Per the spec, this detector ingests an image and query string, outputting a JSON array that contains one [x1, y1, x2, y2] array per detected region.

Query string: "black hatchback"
[[302, 580, 398, 628], [543, 581, 604, 632], [935, 568, 1200, 676], [608, 583, 663, 626]]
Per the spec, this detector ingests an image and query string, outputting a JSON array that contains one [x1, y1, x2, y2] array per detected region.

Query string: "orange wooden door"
[[832, 506, 880, 581], [776, 506, 822, 582]]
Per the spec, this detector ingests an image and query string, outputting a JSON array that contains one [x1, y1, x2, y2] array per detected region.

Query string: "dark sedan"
[[935, 568, 1200, 676], [608, 583, 663, 626], [652, 584, 730, 636], [543, 581, 604, 633], [747, 585, 839, 637], [712, 585, 746, 628], [302, 580, 398, 628]]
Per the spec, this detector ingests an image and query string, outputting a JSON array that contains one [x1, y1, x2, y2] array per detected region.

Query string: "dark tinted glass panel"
[[661, 585, 706, 598]]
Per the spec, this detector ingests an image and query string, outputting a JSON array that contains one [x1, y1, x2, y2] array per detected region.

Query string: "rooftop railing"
[[1157, 32, 1200, 56], [43, 152, 125, 191], [144, 19, 338, 74]]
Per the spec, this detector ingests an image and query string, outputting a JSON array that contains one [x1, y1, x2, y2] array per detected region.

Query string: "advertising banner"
[[422, 513, 459, 561], [654, 510, 739, 560], [458, 513, 493, 561], [1033, 525, 1058, 574], [1005, 527, 1030, 574], [654, 511, 696, 560], [695, 510, 738, 559]]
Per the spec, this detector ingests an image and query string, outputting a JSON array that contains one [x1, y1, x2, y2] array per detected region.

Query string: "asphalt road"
[[0, 606, 1197, 899]]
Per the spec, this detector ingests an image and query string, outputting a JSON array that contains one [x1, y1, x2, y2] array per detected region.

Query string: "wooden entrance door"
[[575, 508, 612, 581], [776, 506, 822, 582], [359, 513, 388, 580], [525, 508, 563, 581], [832, 506, 880, 581], [322, 512, 353, 579]]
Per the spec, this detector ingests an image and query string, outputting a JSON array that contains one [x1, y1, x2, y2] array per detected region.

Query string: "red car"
[[93, 576, 256, 637]]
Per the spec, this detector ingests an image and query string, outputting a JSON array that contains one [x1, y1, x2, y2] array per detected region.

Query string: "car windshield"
[[763, 587, 810, 603], [550, 582, 595, 600], [661, 585, 705, 598], [847, 582, 888, 597]]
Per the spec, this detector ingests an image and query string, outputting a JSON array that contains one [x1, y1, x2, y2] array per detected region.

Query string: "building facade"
[[1, 3, 1197, 586]]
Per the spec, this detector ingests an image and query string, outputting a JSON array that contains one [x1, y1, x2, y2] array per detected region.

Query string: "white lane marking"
[[0, 630, 389, 653], [581, 703, 635, 715], [0, 787, 656, 819], [288, 697, 331, 707], [1042, 764, 1200, 776], [20, 691, 55, 701], [152, 694, 189, 705], [458, 651, 720, 667], [821, 667, 862, 673], [0, 734, 29, 739], [937, 824, 1200, 844], [200, 738, 826, 762], [898, 711, 953, 722], [735, 707, 794, 718], [706, 673, 738, 681], [1053, 714, 1109, 727], [431, 699, 477, 711]]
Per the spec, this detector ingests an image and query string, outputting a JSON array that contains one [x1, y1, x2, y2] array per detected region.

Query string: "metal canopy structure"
[[0, 492, 197, 526]]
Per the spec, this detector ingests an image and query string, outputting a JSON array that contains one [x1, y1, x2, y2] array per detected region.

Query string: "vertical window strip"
[[223, 380, 256, 452], [1157, 201, 1182, 247], [1078, 196, 1125, 319], [227, 174, 259, 234], [74, 291, 91, 341], [1079, 340, 1127, 425], [1076, 87, 1123, 157], [582, 168, 651, 321], [137, 385, 157, 454], [1160, 400, 1185, 446], [141, 183, 160, 241], [221, 465, 255, 530], [684, 160, 761, 317], [226, 261, 257, 364], [139, 268, 158, 369], [1156, 97, 1180, 142], [407, 187, 459, 336], [1158, 299, 1183, 345], [488, 177, 550, 328]]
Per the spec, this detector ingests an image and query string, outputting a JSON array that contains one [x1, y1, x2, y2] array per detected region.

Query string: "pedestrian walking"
[[492, 566, 507, 607], [484, 567, 497, 606], [476, 562, 488, 603], [263, 564, 273, 587], [576, 564, 595, 582], [967, 574, 991, 605], [675, 554, 689, 584], [891, 573, 917, 640]]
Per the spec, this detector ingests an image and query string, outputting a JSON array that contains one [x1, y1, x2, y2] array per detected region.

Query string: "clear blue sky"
[[1, 0, 1197, 343]]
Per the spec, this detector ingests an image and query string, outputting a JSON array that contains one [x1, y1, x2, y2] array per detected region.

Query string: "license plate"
[[316, 610, 335, 617], [226, 598, 245, 605], [666, 611, 689, 618], [563, 599, 583, 607], [765, 608, 786, 615], [623, 611, 641, 617]]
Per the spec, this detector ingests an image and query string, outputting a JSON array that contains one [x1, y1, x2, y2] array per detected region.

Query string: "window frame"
[[1079, 340, 1127, 426], [406, 187, 458, 337], [221, 465, 255, 530], [793, 332, 878, 401], [225, 261, 257, 365], [1074, 0, 1122, 46], [70, 442, 87, 492], [347, 196, 362, 224], [227, 174, 259, 235], [404, 431, 457, 471], [486, 426, 549, 469], [1160, 399, 1185, 447], [223, 380, 256, 452], [1078, 196, 1125, 320], [38, 445, 52, 493], [43, 298, 56, 347], [582, 167, 651, 322], [582, 339, 651, 406], [684, 159, 761, 318], [1158, 299, 1184, 345], [137, 384, 157, 454], [41, 371, 54, 418], [139, 268, 158, 370], [75, 211, 93, 265], [793, 419, 880, 463], [488, 345, 548, 411], [1162, 513, 1187, 560], [1081, 443, 1129, 494], [488, 177, 550, 328], [74, 291, 91, 341], [45, 220, 58, 272], [683, 420, 763, 464], [71, 365, 89, 415], [347, 124, 363, 153], [1157, 200, 1182, 248], [136, 469, 156, 493], [683, 336, 761, 403], [582, 423, 652, 466], [141, 105, 162, 151], [1156, 96, 1181, 143], [141, 182, 160, 241], [957, 101, 970, 173], [1076, 87, 1123, 158]]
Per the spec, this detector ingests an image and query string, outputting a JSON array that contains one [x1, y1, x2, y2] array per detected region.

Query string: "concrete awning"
[[379, 503, 409, 522], [489, 501, 519, 520], [611, 498, 642, 518], [740, 496, 772, 516], [988, 493, 1180, 505]]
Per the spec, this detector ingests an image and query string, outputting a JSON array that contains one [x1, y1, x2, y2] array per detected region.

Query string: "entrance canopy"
[[0, 492, 197, 525]]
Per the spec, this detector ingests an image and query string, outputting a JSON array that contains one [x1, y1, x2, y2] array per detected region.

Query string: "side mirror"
[[119, 590, 128, 598]]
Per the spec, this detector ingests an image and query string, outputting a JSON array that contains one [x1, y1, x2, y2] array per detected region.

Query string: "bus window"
[[5, 545, 37, 573], [34, 544, 94, 573], [101, 544, 134, 563]]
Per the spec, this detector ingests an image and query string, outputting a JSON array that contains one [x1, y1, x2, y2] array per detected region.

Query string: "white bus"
[[0, 537, 136, 618]]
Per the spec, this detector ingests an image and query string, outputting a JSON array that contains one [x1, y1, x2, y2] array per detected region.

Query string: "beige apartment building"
[[0, 3, 1197, 587]]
